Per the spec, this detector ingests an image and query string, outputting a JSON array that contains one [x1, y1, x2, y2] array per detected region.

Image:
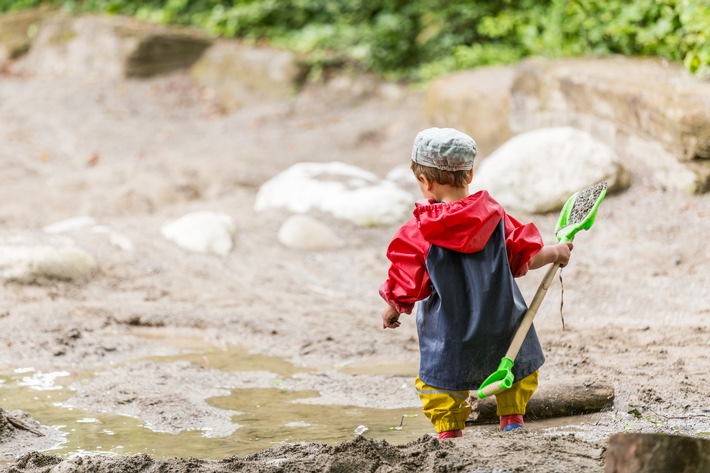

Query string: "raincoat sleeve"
[[379, 220, 432, 315], [503, 213, 544, 277]]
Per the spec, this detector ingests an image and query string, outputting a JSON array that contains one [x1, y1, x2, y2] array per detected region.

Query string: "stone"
[[161, 211, 235, 256], [254, 162, 413, 227], [0, 234, 97, 284], [16, 14, 212, 79], [42, 217, 134, 252], [423, 57, 710, 193], [510, 56, 710, 193], [277, 215, 345, 250], [0, 7, 51, 66], [91, 226, 134, 252], [471, 127, 630, 214], [423, 66, 516, 156], [386, 164, 419, 194], [190, 40, 308, 111]]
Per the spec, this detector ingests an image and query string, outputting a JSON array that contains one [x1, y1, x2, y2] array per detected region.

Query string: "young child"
[[379, 127, 572, 438]]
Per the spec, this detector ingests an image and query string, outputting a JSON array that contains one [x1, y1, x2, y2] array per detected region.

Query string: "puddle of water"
[[132, 327, 306, 377], [0, 348, 434, 461], [15, 368, 72, 391], [147, 346, 304, 377], [208, 387, 432, 454]]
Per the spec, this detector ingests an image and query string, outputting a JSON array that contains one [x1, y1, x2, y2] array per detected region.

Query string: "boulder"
[[424, 57, 710, 193], [510, 56, 710, 193], [471, 127, 630, 214], [314, 71, 411, 107], [254, 162, 413, 227], [423, 66, 516, 156], [190, 40, 308, 111], [386, 164, 419, 194], [0, 234, 97, 284], [16, 14, 212, 79], [161, 211, 235, 256], [0, 7, 51, 66], [277, 215, 345, 251]]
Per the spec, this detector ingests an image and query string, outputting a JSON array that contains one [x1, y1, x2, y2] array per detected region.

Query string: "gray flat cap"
[[411, 127, 477, 171]]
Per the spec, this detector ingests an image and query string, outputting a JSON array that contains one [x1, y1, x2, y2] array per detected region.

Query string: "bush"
[[1, 0, 707, 79]]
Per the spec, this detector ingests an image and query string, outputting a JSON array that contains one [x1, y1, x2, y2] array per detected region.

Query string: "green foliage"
[[1, 0, 707, 79], [0, 0, 43, 11], [679, 0, 710, 75]]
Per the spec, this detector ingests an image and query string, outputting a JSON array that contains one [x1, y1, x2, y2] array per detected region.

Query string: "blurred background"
[[1, 0, 708, 80]]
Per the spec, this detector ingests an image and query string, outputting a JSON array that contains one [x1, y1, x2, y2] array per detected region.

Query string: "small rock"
[[277, 215, 345, 250], [161, 211, 235, 256]]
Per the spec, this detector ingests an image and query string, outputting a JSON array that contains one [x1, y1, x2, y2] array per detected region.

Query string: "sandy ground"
[[0, 67, 709, 473]]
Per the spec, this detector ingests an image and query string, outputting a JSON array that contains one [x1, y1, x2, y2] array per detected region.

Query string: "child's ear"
[[420, 175, 434, 191], [467, 169, 474, 184]]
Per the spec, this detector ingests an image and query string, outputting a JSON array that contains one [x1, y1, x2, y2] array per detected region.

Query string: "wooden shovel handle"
[[504, 262, 561, 361]]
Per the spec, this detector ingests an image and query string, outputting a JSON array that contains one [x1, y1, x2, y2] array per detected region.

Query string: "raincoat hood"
[[413, 191, 505, 254]]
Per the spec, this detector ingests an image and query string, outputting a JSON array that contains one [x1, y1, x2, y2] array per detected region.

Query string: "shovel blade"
[[555, 181, 608, 243]]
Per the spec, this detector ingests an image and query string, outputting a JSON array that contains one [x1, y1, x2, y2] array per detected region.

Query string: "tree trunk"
[[605, 433, 710, 473], [466, 381, 614, 424]]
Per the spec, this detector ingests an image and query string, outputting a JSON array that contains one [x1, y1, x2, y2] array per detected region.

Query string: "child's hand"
[[530, 242, 574, 270], [557, 242, 573, 267], [382, 305, 401, 329]]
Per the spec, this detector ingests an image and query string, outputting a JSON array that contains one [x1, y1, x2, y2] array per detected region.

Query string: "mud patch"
[[6, 433, 606, 472]]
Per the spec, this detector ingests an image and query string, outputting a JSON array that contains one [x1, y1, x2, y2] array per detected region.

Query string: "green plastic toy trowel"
[[476, 181, 608, 400]]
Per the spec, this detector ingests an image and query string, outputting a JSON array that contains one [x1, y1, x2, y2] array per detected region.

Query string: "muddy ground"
[[0, 67, 708, 473]]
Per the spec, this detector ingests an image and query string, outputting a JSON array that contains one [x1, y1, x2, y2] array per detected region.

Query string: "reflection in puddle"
[[0, 347, 433, 461], [76, 417, 100, 424], [16, 370, 71, 391], [208, 387, 431, 453]]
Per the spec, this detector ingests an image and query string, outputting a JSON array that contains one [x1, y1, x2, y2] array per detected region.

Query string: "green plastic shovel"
[[476, 181, 608, 399]]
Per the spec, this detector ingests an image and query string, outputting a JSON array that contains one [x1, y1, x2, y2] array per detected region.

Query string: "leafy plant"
[[0, 0, 707, 79]]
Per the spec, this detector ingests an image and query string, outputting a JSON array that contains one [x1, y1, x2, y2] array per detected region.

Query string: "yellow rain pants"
[[415, 370, 538, 433], [494, 370, 538, 416]]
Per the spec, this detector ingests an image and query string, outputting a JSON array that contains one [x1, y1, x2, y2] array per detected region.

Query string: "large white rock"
[[471, 127, 628, 214], [161, 212, 235, 256], [0, 234, 97, 284], [386, 164, 419, 193], [277, 215, 345, 250], [255, 162, 413, 226]]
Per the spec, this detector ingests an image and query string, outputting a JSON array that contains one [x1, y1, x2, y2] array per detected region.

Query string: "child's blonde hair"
[[411, 161, 471, 188]]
